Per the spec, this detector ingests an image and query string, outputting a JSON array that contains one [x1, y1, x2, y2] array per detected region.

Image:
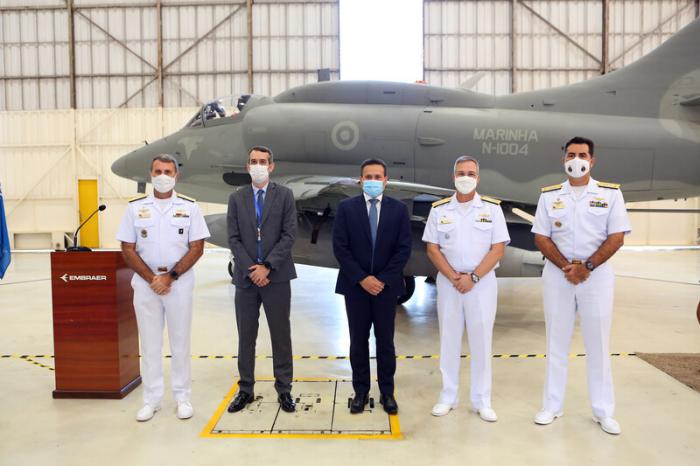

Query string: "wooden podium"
[[50, 251, 141, 399]]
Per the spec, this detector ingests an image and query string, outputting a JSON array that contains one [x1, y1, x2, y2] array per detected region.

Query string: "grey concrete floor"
[[0, 249, 698, 466]]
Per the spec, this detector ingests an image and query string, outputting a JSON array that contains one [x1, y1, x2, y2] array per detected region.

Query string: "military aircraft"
[[112, 17, 700, 303]]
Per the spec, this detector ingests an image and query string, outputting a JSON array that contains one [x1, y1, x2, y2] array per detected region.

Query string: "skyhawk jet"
[[112, 17, 700, 303]]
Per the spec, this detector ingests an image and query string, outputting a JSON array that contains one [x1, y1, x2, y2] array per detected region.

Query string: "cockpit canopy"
[[186, 94, 252, 128]]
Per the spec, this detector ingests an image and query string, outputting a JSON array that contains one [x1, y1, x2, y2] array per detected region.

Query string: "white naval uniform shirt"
[[422, 193, 511, 273], [531, 178, 631, 262], [116, 192, 210, 274]]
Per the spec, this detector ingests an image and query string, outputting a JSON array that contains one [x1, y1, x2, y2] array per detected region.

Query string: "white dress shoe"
[[431, 403, 456, 417], [177, 401, 194, 420], [136, 404, 160, 422], [534, 410, 563, 425], [593, 416, 621, 435], [476, 407, 498, 422]]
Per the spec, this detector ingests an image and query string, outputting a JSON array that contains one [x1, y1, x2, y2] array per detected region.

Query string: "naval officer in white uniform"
[[422, 155, 510, 421], [117, 154, 210, 422], [531, 136, 631, 435]]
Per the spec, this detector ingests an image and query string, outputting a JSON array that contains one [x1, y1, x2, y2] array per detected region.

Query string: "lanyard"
[[255, 189, 264, 262]]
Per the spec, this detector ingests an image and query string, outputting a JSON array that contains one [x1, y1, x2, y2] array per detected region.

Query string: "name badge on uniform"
[[140, 229, 148, 238], [138, 207, 151, 219], [173, 209, 189, 218], [589, 198, 609, 209], [476, 213, 492, 223], [439, 216, 453, 225], [552, 199, 565, 210]]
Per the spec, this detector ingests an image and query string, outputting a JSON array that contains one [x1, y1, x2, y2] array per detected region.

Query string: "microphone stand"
[[67, 205, 106, 252]]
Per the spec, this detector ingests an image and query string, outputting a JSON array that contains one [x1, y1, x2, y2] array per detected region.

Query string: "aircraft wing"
[[272, 175, 535, 225], [274, 175, 452, 204]]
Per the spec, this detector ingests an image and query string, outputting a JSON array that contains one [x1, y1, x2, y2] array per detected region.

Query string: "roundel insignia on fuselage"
[[331, 120, 360, 151]]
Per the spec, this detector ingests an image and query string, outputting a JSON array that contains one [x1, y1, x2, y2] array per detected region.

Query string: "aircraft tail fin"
[[609, 15, 700, 93], [502, 17, 700, 119]]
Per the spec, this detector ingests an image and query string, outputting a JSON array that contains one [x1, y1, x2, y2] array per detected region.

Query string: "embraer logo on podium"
[[60, 274, 108, 283]]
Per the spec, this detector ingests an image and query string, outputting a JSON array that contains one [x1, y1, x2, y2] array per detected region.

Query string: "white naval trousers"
[[541, 260, 615, 418], [436, 270, 497, 410], [132, 271, 194, 406]]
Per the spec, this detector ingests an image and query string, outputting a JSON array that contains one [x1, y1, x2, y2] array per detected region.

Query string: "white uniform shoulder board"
[[177, 193, 196, 202], [597, 181, 620, 190], [541, 184, 563, 193], [431, 197, 451, 208], [481, 195, 501, 205], [128, 194, 147, 203]]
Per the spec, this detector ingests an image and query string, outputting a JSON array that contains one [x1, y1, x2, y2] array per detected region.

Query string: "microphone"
[[67, 204, 106, 252]]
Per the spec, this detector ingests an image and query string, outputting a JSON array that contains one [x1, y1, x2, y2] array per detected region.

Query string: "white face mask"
[[454, 175, 477, 195], [151, 174, 176, 194], [249, 164, 270, 185], [565, 158, 591, 179]]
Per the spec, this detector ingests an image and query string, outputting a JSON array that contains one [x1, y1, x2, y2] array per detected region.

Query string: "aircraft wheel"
[[227, 260, 234, 278], [397, 276, 416, 305]]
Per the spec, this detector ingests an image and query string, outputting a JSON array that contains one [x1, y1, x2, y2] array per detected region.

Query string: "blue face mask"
[[362, 179, 384, 198]]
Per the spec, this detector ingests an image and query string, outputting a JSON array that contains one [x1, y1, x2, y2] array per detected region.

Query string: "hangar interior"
[[0, 1, 698, 465]]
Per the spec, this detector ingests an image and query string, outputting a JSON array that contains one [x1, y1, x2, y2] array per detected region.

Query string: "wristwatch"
[[470, 272, 480, 284], [585, 260, 595, 271], [263, 261, 273, 271], [169, 269, 179, 280]]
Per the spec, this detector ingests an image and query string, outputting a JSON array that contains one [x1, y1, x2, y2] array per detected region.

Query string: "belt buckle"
[[157, 266, 168, 272]]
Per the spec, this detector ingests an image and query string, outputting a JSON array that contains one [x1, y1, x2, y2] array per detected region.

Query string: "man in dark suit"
[[226, 146, 297, 414], [332, 158, 412, 415]]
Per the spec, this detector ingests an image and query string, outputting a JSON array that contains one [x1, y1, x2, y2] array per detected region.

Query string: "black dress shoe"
[[350, 393, 369, 414], [227, 391, 254, 413], [380, 394, 398, 415], [278, 392, 296, 413]]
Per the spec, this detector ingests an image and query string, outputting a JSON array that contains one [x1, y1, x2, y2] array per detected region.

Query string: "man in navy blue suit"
[[332, 158, 412, 415]]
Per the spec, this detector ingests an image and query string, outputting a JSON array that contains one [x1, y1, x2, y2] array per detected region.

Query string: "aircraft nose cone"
[[111, 156, 128, 178]]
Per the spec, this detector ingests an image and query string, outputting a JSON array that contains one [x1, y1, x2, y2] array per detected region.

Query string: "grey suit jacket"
[[227, 182, 297, 288]]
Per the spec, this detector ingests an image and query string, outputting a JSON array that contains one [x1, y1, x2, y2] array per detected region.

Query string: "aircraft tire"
[[397, 276, 416, 305]]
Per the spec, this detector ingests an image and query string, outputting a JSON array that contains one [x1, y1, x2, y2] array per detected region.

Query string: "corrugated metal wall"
[[0, 0, 340, 110], [252, 0, 339, 94], [424, 0, 698, 94], [1, 4, 70, 109]]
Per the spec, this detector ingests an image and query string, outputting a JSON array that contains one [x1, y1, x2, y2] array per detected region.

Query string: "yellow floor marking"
[[200, 378, 402, 440]]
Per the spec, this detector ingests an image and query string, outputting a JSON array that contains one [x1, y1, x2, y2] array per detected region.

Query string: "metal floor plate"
[[202, 379, 400, 439]]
